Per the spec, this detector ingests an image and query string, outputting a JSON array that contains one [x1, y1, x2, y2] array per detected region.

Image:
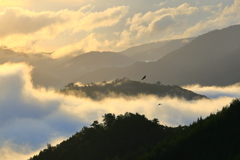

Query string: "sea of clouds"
[[0, 63, 239, 160]]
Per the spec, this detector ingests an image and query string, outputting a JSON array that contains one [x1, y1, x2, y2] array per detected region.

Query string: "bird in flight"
[[141, 75, 146, 80], [158, 103, 162, 105]]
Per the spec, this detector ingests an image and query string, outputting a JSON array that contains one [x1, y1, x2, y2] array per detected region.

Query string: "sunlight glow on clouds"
[[183, 83, 240, 99], [0, 5, 128, 55], [1, 0, 240, 159], [0, 137, 65, 160], [0, 1, 239, 57], [0, 63, 238, 159], [126, 3, 198, 37], [171, 0, 240, 39], [0, 0, 28, 7]]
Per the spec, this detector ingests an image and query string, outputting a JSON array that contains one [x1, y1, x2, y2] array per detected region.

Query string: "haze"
[[1, 0, 240, 160]]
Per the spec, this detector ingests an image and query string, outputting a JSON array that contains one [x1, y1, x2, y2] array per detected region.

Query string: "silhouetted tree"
[[103, 113, 116, 128], [156, 81, 161, 85]]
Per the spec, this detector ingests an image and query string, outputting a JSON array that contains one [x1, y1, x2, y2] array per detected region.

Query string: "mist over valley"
[[1, 1, 240, 159]]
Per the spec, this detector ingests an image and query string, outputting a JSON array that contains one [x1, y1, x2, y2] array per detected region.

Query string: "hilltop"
[[59, 78, 207, 101]]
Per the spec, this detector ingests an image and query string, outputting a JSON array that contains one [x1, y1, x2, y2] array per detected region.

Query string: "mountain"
[[130, 38, 194, 61], [31, 71, 63, 88], [0, 47, 65, 87], [75, 25, 240, 86], [59, 78, 208, 101], [48, 51, 136, 86], [120, 40, 169, 56], [29, 98, 240, 160], [136, 98, 240, 160]]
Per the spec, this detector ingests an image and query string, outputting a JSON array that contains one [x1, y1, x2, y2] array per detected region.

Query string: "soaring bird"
[[158, 103, 162, 105], [141, 75, 146, 80]]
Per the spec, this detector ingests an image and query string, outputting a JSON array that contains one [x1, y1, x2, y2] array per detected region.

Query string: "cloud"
[[116, 30, 134, 49], [0, 63, 88, 149], [0, 7, 66, 38], [0, 5, 128, 55], [1, 1, 239, 57], [119, 3, 198, 46], [0, 0, 29, 7], [0, 137, 65, 160], [0, 65, 238, 159], [202, 6, 213, 12], [51, 33, 114, 58], [127, 3, 198, 26], [182, 83, 240, 99], [0, 62, 237, 160], [168, 0, 240, 39], [72, 6, 129, 33], [158, 1, 168, 7], [150, 15, 176, 33]]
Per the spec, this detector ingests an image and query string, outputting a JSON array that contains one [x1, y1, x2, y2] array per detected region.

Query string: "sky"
[[0, 0, 240, 58], [1, 0, 240, 159]]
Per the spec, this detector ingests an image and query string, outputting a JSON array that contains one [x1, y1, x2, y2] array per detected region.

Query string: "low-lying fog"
[[0, 63, 239, 160]]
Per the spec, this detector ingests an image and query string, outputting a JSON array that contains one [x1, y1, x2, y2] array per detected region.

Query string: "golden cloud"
[[0, 6, 128, 54]]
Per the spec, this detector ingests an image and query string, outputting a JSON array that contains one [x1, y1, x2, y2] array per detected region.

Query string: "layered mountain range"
[[1, 25, 240, 87], [75, 25, 240, 86]]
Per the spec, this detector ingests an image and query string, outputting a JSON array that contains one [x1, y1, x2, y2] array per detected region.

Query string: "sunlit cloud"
[[51, 33, 114, 58], [0, 5, 128, 54], [0, 137, 65, 160], [158, 1, 168, 7], [0, 7, 66, 38], [0, 0, 29, 7], [183, 83, 240, 99], [167, 0, 240, 39], [0, 1, 240, 56], [122, 3, 198, 45], [72, 6, 128, 33]]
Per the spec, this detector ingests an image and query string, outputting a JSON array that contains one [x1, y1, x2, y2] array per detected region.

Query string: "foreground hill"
[[75, 25, 240, 86], [59, 78, 207, 100], [29, 98, 240, 160]]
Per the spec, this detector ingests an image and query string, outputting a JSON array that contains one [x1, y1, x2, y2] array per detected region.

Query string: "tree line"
[[59, 78, 207, 101]]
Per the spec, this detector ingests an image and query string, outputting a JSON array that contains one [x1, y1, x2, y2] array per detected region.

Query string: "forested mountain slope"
[[29, 99, 240, 160]]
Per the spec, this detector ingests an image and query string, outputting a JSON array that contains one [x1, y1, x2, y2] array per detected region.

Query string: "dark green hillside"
[[29, 99, 240, 160], [134, 99, 240, 160], [29, 113, 178, 160], [59, 78, 207, 100]]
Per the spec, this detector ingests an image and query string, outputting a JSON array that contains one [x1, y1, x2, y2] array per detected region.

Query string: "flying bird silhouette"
[[141, 75, 146, 80], [158, 103, 162, 105]]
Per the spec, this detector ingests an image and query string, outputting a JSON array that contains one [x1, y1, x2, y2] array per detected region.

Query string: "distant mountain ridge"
[[120, 40, 168, 56], [47, 51, 136, 86], [130, 38, 194, 61], [75, 25, 240, 86], [2, 25, 240, 88]]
